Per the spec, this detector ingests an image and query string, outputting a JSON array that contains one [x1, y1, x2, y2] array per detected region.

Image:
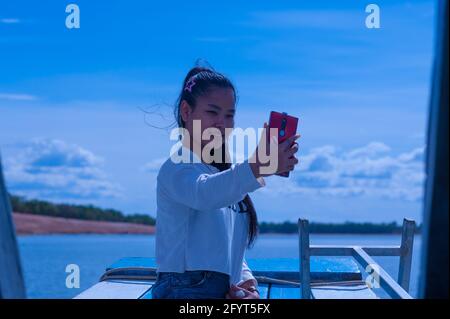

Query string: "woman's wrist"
[[247, 285, 260, 297], [239, 279, 260, 295], [247, 286, 259, 293]]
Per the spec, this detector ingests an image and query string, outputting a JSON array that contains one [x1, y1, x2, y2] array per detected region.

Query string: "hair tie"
[[184, 76, 196, 93]]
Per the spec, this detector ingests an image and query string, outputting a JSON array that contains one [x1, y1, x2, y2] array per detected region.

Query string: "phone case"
[[268, 111, 299, 177]]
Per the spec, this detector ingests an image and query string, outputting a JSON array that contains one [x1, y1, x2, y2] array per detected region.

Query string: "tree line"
[[10, 194, 156, 226], [259, 220, 421, 234], [10, 194, 420, 233]]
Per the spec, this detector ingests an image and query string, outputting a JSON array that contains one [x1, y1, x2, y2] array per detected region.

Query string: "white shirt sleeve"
[[160, 159, 265, 211], [239, 257, 256, 284]]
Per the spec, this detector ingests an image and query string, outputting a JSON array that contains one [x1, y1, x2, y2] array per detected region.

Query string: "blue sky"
[[0, 0, 437, 223]]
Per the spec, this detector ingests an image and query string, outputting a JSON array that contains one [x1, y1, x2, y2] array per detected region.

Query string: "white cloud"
[[345, 142, 391, 158], [260, 142, 426, 202], [0, 18, 20, 24], [243, 10, 360, 29], [3, 138, 122, 200], [141, 157, 166, 172], [0, 93, 38, 101]]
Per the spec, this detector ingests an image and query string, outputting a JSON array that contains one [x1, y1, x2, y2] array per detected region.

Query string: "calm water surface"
[[17, 234, 422, 298]]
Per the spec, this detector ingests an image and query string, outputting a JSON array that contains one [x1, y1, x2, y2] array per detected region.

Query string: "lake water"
[[17, 234, 422, 299]]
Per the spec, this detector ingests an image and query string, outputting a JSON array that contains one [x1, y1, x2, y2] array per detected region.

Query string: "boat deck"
[[75, 219, 415, 299], [75, 256, 377, 299]]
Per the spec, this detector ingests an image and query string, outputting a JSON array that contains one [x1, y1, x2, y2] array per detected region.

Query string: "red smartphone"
[[268, 111, 299, 177]]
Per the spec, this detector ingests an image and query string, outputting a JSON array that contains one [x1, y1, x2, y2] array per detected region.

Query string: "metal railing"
[[298, 218, 416, 299], [94, 218, 415, 299]]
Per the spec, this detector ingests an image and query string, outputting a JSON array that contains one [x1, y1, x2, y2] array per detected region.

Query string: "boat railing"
[[90, 218, 416, 299], [298, 218, 416, 299]]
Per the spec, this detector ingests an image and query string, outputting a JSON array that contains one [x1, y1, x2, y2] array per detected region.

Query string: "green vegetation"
[[259, 220, 421, 234], [10, 194, 419, 233], [10, 194, 156, 226]]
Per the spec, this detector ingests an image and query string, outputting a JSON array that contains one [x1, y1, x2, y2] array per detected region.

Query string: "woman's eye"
[[206, 111, 217, 115]]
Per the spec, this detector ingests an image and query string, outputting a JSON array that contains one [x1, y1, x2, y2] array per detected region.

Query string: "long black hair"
[[174, 63, 259, 248]]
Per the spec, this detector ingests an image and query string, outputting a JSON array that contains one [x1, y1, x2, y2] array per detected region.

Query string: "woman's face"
[[181, 86, 235, 149]]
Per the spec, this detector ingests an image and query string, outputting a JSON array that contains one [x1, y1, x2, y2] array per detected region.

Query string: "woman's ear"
[[180, 100, 192, 124]]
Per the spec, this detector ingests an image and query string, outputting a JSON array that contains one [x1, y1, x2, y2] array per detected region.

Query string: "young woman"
[[151, 65, 300, 299]]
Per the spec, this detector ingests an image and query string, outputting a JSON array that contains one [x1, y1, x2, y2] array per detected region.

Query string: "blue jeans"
[[151, 270, 230, 299]]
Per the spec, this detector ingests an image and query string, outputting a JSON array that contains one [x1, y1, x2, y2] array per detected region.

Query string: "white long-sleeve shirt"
[[155, 144, 265, 285]]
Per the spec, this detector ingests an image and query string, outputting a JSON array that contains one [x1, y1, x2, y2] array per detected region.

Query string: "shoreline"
[[13, 212, 155, 235], [13, 212, 419, 236]]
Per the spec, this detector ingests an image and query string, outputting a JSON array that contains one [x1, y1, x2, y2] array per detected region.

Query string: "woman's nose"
[[214, 119, 225, 130]]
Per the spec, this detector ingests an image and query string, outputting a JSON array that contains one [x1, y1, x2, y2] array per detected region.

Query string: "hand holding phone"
[[268, 111, 299, 177], [249, 112, 300, 179]]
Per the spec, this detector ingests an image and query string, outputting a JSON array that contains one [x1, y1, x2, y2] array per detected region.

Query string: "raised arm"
[[159, 159, 265, 211]]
